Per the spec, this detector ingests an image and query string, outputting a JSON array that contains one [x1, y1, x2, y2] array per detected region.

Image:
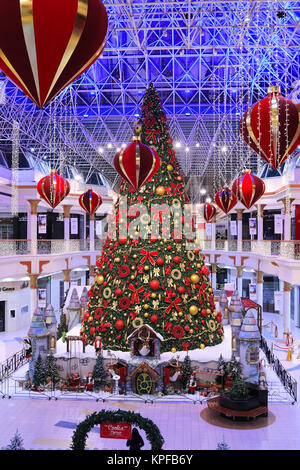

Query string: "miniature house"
[[44, 304, 57, 353], [27, 308, 50, 380], [239, 311, 261, 384], [229, 290, 243, 357], [129, 362, 160, 395], [66, 288, 81, 330], [127, 324, 164, 359]]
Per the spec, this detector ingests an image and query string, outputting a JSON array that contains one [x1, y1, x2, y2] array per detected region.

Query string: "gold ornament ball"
[[97, 275, 104, 284], [115, 257, 121, 263], [151, 293, 157, 298], [130, 275, 135, 280], [178, 312, 183, 317], [133, 254, 137, 259], [189, 329, 194, 334], [196, 263, 201, 268], [190, 274, 200, 284], [144, 312, 149, 318], [156, 186, 165, 196], [144, 265, 150, 271], [171, 347, 176, 353], [177, 176, 182, 181], [144, 304, 149, 310], [167, 164, 173, 171], [131, 265, 136, 270], [88, 316, 93, 322], [189, 305, 198, 316], [200, 343, 205, 349]]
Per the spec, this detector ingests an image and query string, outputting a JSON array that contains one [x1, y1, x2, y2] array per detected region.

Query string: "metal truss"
[[0, 1, 299, 200]]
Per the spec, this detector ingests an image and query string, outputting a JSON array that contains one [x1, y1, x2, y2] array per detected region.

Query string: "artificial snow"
[[56, 323, 232, 363]]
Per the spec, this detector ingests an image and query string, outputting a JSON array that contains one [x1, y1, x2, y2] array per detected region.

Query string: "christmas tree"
[[4, 429, 25, 450], [80, 82, 224, 353], [57, 312, 68, 340], [92, 352, 108, 389], [216, 436, 230, 450], [228, 354, 242, 381], [44, 352, 60, 387], [33, 354, 45, 388]]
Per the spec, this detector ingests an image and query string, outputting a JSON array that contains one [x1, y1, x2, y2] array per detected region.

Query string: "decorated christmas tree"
[[44, 352, 60, 387], [92, 352, 108, 389], [80, 82, 224, 354], [32, 353, 45, 387]]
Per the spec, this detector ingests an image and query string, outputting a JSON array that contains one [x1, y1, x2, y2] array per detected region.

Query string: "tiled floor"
[[1, 313, 300, 451]]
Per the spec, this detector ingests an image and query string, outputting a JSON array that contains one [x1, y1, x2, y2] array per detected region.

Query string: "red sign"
[[100, 422, 132, 440]]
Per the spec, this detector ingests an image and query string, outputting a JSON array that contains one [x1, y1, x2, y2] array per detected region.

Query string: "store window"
[[246, 345, 259, 364]]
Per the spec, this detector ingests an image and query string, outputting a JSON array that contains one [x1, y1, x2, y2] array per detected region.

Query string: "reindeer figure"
[[137, 330, 151, 356], [169, 356, 182, 383]]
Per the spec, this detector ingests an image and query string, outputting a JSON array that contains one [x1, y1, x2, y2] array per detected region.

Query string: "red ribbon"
[[144, 292, 151, 301], [165, 321, 173, 333], [151, 208, 168, 223], [140, 249, 158, 265], [165, 297, 182, 314], [182, 342, 189, 351], [171, 182, 182, 197], [130, 311, 137, 321], [128, 284, 144, 304], [198, 282, 206, 306]]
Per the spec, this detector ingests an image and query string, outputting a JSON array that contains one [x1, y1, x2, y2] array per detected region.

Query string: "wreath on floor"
[[71, 409, 164, 450]]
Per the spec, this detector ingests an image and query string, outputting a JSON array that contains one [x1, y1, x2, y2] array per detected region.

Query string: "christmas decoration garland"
[[71, 409, 164, 450]]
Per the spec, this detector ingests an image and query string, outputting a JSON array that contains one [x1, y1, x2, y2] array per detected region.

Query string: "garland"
[[71, 409, 164, 450]]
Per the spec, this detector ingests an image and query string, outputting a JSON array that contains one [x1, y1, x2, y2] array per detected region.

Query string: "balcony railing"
[[202, 239, 300, 260], [0, 239, 104, 256]]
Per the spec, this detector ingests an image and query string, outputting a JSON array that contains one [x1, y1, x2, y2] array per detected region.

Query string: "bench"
[[206, 396, 268, 420]]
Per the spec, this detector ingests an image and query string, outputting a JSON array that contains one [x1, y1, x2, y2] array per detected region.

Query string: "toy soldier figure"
[[86, 372, 94, 391], [94, 336, 103, 354], [23, 338, 32, 359]]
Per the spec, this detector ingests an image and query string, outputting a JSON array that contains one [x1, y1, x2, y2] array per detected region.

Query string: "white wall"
[[0, 281, 31, 332]]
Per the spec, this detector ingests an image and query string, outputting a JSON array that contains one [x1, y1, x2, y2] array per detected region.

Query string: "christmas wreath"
[[118, 265, 130, 278], [119, 297, 131, 310], [171, 269, 181, 280], [71, 409, 164, 450], [172, 325, 185, 339], [94, 307, 103, 320], [102, 287, 112, 299], [132, 317, 144, 329]]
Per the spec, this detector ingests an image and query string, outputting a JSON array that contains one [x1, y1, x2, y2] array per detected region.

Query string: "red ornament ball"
[[118, 237, 127, 245], [115, 288, 122, 296], [150, 315, 158, 324], [156, 257, 164, 266], [201, 266, 210, 276], [174, 256, 181, 264], [115, 320, 125, 330], [177, 286, 185, 294], [90, 327, 95, 335], [83, 312, 90, 321], [201, 309, 207, 316], [150, 280, 160, 291]]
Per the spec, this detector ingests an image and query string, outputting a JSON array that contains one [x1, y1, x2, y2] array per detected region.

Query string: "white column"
[[211, 263, 217, 290], [279, 279, 284, 317], [29, 274, 38, 313], [63, 205, 72, 253], [27, 199, 40, 255], [256, 270, 264, 307], [236, 209, 244, 252], [283, 281, 291, 334], [211, 221, 216, 251], [256, 204, 266, 243], [294, 286, 300, 328], [90, 214, 95, 251], [236, 266, 243, 297]]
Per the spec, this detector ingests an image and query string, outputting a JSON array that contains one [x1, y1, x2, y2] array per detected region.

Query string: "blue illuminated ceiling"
[[0, 1, 299, 201]]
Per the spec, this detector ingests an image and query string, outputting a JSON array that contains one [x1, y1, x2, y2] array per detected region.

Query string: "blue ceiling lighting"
[[0, 1, 299, 199]]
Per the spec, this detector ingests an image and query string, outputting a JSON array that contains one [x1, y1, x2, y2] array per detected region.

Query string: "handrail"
[[0, 349, 29, 381]]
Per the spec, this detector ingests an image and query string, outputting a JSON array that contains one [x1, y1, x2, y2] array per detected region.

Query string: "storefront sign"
[[274, 291, 284, 311], [274, 214, 283, 234], [38, 289, 47, 308], [71, 217, 78, 235], [230, 220, 237, 236], [100, 422, 132, 440], [249, 218, 257, 236], [38, 214, 47, 234]]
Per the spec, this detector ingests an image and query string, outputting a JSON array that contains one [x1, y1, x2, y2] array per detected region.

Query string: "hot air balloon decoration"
[[37, 170, 70, 208], [113, 137, 160, 192], [79, 189, 102, 216], [0, 0, 108, 108], [232, 170, 265, 209], [240, 86, 300, 170], [215, 186, 237, 214], [203, 202, 216, 222]]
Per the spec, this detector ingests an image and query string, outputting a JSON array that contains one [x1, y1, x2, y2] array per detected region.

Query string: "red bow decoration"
[[130, 311, 137, 321], [165, 187, 172, 195], [140, 249, 158, 265], [137, 265, 144, 274], [171, 182, 182, 197], [165, 322, 173, 333], [165, 266, 172, 275], [165, 297, 182, 314], [144, 292, 151, 301], [145, 128, 161, 144], [128, 284, 144, 304], [182, 342, 189, 351], [209, 295, 215, 309]]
